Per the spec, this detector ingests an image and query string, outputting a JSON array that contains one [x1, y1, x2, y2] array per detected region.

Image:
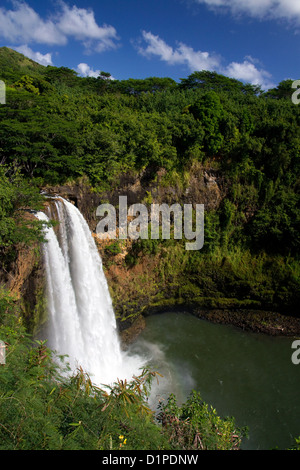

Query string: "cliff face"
[[39, 164, 225, 341], [4, 239, 46, 335], [41, 165, 300, 339], [8, 164, 299, 343], [0, 208, 46, 335], [43, 162, 225, 232]]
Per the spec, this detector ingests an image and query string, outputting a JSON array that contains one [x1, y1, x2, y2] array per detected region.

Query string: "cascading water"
[[36, 197, 144, 386]]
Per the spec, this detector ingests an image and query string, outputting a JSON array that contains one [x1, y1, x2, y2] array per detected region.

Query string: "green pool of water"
[[130, 311, 300, 450]]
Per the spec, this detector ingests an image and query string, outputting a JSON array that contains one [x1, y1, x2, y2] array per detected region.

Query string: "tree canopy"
[[0, 46, 300, 451]]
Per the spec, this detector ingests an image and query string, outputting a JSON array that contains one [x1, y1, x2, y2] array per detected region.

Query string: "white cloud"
[[194, 0, 300, 23], [138, 31, 220, 72], [77, 63, 100, 78], [14, 45, 53, 66], [55, 3, 119, 53], [223, 59, 275, 89], [137, 31, 275, 89], [176, 43, 220, 71], [0, 1, 66, 45], [76, 63, 115, 80], [0, 1, 119, 52]]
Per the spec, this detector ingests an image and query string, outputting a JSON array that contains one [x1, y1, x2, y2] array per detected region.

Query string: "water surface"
[[130, 311, 300, 450]]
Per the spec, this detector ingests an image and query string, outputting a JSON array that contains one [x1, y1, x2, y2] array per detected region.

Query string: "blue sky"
[[0, 0, 299, 90]]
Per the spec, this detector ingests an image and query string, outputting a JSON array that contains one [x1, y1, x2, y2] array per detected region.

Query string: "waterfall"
[[36, 197, 143, 386]]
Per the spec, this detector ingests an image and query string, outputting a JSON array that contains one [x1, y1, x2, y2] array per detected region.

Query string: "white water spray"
[[36, 198, 144, 386]]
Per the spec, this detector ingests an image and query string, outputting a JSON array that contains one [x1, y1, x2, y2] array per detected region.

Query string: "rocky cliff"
[[2, 164, 299, 344], [39, 165, 300, 341], [4, 236, 46, 336], [42, 162, 224, 231]]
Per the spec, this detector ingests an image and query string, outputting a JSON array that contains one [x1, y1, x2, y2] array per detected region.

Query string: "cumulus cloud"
[[137, 31, 275, 89], [56, 3, 119, 53], [76, 63, 115, 80], [223, 59, 275, 89], [0, 1, 66, 45], [137, 31, 220, 72], [193, 0, 300, 23], [0, 1, 119, 52], [77, 63, 101, 78], [14, 44, 53, 66]]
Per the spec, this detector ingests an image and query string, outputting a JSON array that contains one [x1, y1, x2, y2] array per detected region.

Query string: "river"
[[130, 311, 300, 450]]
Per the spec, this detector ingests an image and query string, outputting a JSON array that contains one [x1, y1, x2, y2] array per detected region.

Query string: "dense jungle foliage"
[[0, 296, 249, 450], [1, 47, 299, 254], [0, 46, 300, 450], [0, 46, 299, 312]]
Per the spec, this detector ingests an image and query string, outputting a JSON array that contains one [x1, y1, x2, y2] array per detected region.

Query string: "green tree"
[[179, 70, 261, 96], [157, 392, 247, 450], [190, 91, 224, 155], [0, 166, 47, 270]]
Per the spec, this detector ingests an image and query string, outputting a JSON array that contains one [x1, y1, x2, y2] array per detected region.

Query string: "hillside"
[[0, 46, 299, 336], [0, 46, 300, 452], [0, 47, 47, 83]]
